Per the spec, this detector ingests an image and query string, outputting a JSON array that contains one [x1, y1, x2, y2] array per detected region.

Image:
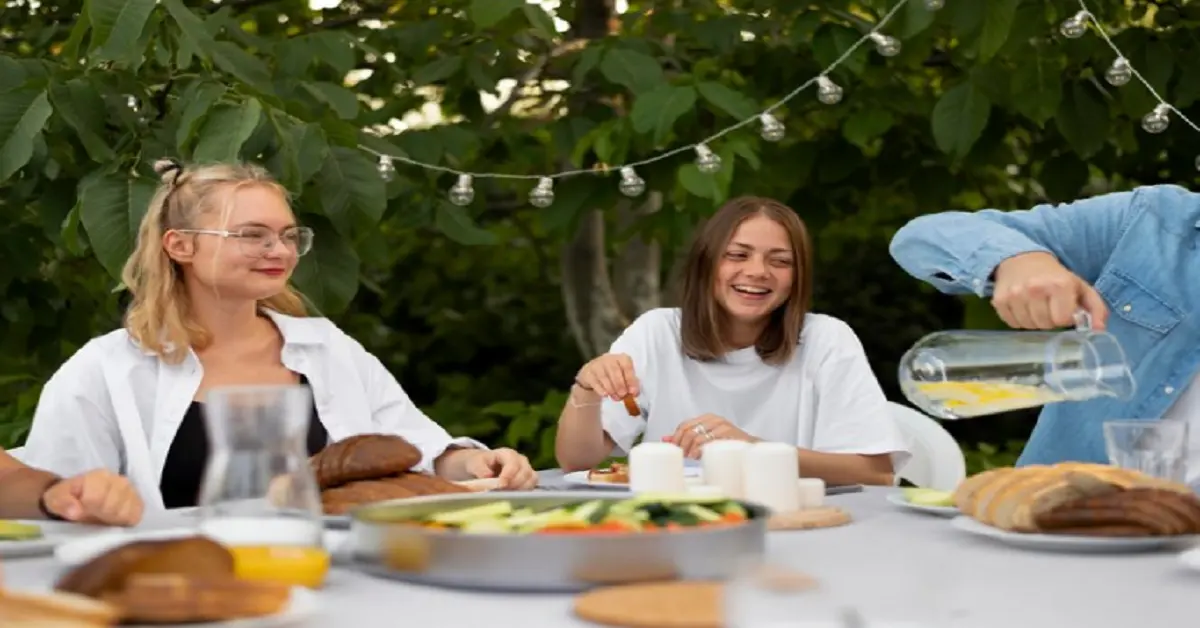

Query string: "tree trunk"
[[559, 0, 664, 360]]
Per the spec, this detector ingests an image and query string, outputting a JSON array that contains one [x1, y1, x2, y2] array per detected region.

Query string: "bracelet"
[[573, 379, 593, 391], [38, 478, 66, 521]]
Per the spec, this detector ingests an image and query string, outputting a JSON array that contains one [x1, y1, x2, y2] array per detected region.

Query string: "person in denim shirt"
[[888, 184, 1200, 479]]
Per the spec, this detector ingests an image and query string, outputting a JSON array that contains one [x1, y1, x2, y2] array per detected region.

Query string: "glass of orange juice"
[[196, 384, 330, 589]]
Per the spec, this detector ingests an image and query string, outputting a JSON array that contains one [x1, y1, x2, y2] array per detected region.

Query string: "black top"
[[159, 375, 329, 509]]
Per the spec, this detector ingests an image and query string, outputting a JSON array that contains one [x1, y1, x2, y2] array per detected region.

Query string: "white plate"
[[125, 586, 318, 628], [55, 527, 350, 566], [562, 464, 703, 490], [885, 493, 958, 518], [950, 516, 1200, 553]]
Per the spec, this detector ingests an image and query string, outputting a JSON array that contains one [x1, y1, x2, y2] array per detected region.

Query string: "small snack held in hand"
[[622, 395, 641, 417]]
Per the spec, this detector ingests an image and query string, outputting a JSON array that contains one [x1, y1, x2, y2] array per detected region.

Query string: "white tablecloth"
[[5, 480, 1199, 627]]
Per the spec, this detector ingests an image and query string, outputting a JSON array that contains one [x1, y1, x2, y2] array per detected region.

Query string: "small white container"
[[629, 442, 687, 493]]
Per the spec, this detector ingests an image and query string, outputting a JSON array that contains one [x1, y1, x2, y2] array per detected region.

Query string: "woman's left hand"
[[460, 448, 539, 490], [666, 414, 757, 459]]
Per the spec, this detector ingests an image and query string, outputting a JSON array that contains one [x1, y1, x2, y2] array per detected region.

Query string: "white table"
[[6, 482, 1199, 627]]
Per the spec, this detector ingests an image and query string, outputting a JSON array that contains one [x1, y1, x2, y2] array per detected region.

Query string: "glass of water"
[[1103, 419, 1188, 482]]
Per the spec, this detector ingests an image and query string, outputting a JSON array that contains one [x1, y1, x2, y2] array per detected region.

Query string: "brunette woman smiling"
[[20, 159, 537, 511], [554, 196, 909, 486]]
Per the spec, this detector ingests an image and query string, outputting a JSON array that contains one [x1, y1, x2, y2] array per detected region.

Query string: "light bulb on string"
[[125, 95, 139, 112], [816, 76, 843, 105], [868, 32, 901, 57], [1060, 11, 1090, 39], [377, 155, 396, 182], [529, 177, 555, 207], [694, 144, 722, 174], [1141, 104, 1171, 134], [923, 0, 944, 9], [1105, 57, 1132, 86], [618, 167, 646, 197], [759, 113, 785, 142], [448, 174, 475, 206]]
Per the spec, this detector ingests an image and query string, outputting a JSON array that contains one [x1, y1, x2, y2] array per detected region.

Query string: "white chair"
[[887, 401, 966, 491]]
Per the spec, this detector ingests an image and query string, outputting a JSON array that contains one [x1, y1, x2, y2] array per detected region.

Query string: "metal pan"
[[345, 490, 768, 592]]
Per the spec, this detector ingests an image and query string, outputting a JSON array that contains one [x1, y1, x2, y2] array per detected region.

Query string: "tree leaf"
[[306, 32, 357, 77], [1009, 52, 1063, 126], [630, 85, 696, 145], [412, 56, 463, 87], [0, 87, 54, 183], [1055, 81, 1108, 158], [931, 82, 991, 158], [842, 108, 895, 149], [192, 98, 263, 163], [813, 24, 869, 75], [895, 0, 937, 38], [949, 0, 985, 37], [209, 42, 274, 93], [599, 49, 664, 95], [48, 79, 114, 162], [978, 0, 1021, 62], [175, 82, 226, 153], [316, 146, 387, 236], [468, 0, 524, 29], [522, 4, 559, 40], [302, 82, 359, 120], [76, 171, 157, 280], [435, 202, 498, 245], [87, 0, 157, 65], [678, 163, 721, 201], [289, 214, 361, 316], [696, 82, 759, 120]]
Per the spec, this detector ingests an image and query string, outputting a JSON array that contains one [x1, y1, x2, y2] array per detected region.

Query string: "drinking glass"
[[1103, 419, 1188, 482], [196, 384, 329, 588]]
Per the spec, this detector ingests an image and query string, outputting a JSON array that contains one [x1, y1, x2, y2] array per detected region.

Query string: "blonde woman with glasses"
[[19, 159, 537, 511]]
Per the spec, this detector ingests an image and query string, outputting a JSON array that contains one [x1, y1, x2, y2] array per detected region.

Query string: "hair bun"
[[153, 158, 184, 184]]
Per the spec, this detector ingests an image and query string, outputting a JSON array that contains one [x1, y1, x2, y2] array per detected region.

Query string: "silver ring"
[[692, 424, 708, 436], [705, 431, 715, 441]]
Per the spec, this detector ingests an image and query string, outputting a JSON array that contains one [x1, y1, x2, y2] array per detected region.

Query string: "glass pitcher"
[[898, 311, 1136, 420], [196, 384, 329, 588]]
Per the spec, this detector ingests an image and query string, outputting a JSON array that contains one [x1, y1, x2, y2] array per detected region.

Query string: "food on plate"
[[0, 521, 43, 541], [311, 433, 422, 489], [54, 536, 291, 624], [622, 395, 641, 417], [0, 588, 120, 627], [901, 488, 954, 507], [309, 433, 479, 515], [321, 473, 471, 515], [952, 462, 1200, 536], [912, 381, 1067, 417], [372, 494, 753, 534], [587, 462, 629, 484]]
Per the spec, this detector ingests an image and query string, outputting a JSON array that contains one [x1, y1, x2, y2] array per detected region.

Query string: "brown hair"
[[679, 196, 813, 365], [121, 159, 307, 364]]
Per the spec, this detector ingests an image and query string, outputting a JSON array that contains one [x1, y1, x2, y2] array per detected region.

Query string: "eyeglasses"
[[174, 226, 314, 257]]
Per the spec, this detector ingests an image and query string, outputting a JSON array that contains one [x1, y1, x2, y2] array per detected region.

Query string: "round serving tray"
[[345, 490, 768, 592]]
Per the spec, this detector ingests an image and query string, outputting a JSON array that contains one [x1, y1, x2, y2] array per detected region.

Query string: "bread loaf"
[[954, 463, 1200, 537], [310, 433, 423, 490]]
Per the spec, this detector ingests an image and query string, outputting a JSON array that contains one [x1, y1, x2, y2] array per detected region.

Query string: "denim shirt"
[[888, 184, 1200, 467]]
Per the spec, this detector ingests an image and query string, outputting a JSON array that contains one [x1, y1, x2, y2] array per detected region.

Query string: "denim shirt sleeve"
[[888, 189, 1142, 297]]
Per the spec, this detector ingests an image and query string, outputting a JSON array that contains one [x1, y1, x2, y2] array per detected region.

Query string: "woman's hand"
[[444, 448, 539, 490], [575, 353, 639, 401], [42, 470, 144, 526], [666, 414, 758, 459]]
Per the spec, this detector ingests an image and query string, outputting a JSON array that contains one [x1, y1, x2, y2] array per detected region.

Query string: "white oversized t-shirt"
[[600, 308, 911, 471]]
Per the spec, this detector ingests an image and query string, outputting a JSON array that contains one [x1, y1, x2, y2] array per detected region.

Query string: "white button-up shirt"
[[19, 310, 484, 511]]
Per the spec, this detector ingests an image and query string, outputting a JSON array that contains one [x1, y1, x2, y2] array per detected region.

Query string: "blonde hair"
[[121, 159, 308, 363]]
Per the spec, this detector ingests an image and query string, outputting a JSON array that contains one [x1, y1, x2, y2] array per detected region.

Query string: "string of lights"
[[361, 0, 1198, 208], [362, 0, 933, 207], [1062, 1, 1200, 172]]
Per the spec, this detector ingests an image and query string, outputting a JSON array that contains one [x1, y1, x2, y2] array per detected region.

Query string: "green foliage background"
[[3, 0, 1199, 474]]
